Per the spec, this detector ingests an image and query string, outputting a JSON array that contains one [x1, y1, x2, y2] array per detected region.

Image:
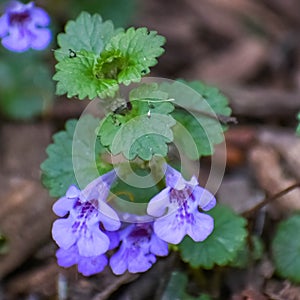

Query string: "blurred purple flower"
[[147, 165, 216, 244], [56, 245, 108, 276], [0, 1, 51, 52], [52, 170, 120, 258], [109, 223, 168, 275]]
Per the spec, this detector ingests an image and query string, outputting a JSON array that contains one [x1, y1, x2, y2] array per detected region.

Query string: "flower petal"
[[127, 252, 156, 273], [0, 14, 9, 37], [56, 245, 78, 267], [81, 170, 116, 202], [186, 212, 214, 242], [1, 26, 30, 52], [153, 213, 187, 244], [29, 28, 51, 50], [110, 246, 128, 275], [147, 187, 171, 217], [193, 186, 216, 211], [52, 196, 76, 217], [78, 254, 108, 276], [150, 234, 169, 256], [77, 225, 109, 256], [165, 165, 184, 188], [97, 201, 120, 231], [31, 7, 50, 26], [52, 218, 77, 249], [66, 185, 80, 198]]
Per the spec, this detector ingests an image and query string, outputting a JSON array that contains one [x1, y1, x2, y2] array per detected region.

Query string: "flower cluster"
[[0, 1, 51, 52], [52, 165, 216, 276]]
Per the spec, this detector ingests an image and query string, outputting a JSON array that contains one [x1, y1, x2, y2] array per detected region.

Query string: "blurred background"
[[1, 0, 300, 299]]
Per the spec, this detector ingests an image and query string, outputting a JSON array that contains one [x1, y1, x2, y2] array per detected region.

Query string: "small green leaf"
[[41, 115, 110, 197], [161, 80, 231, 159], [53, 50, 119, 99], [272, 214, 300, 283], [229, 235, 264, 268], [95, 27, 165, 85], [98, 86, 175, 160], [178, 205, 247, 268], [55, 12, 119, 61]]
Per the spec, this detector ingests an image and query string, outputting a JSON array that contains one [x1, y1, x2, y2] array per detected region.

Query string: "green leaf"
[[178, 205, 247, 268], [41, 115, 111, 197], [296, 112, 300, 136], [160, 80, 231, 159], [229, 235, 264, 268], [162, 272, 212, 300], [95, 27, 165, 85], [98, 85, 175, 160], [55, 12, 119, 61], [53, 50, 119, 99], [272, 214, 300, 283]]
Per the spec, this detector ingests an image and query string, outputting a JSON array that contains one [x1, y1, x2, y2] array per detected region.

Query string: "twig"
[[243, 182, 300, 218]]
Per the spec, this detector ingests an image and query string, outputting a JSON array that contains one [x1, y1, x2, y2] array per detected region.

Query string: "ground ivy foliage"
[[272, 214, 300, 283], [98, 84, 176, 160], [160, 80, 231, 159], [178, 205, 247, 268], [53, 12, 165, 99], [41, 115, 111, 197]]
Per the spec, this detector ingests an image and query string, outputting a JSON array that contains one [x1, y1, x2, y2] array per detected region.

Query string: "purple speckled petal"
[[31, 7, 50, 26], [77, 225, 110, 256], [153, 213, 186, 244], [52, 218, 77, 249], [0, 14, 9, 37], [165, 165, 183, 188], [81, 170, 116, 203], [193, 186, 216, 211], [56, 245, 78, 267], [147, 187, 171, 217], [97, 201, 120, 231], [186, 212, 214, 242], [78, 254, 108, 276]]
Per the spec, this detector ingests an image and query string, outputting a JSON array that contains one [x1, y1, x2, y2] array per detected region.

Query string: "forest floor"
[[1, 0, 300, 299]]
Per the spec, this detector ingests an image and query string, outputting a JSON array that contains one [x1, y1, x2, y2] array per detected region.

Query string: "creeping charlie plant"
[[41, 11, 249, 280]]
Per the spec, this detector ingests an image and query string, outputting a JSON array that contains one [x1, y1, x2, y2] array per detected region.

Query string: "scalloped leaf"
[[178, 205, 247, 269], [160, 80, 231, 159], [272, 214, 300, 283], [55, 12, 120, 62], [99, 100, 175, 160], [53, 50, 118, 99], [95, 27, 165, 85], [41, 115, 111, 197]]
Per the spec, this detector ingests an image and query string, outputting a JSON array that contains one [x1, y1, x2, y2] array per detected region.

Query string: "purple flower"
[[52, 170, 121, 258], [147, 165, 216, 244], [109, 223, 168, 275], [0, 1, 51, 52], [56, 245, 108, 276]]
